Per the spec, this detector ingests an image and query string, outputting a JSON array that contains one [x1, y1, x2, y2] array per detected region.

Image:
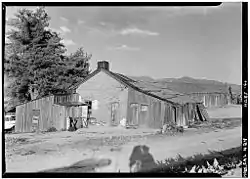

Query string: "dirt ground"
[[206, 104, 242, 119], [4, 105, 242, 175]]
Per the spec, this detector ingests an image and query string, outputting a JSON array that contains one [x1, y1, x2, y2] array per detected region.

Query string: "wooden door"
[[111, 102, 119, 126], [139, 104, 149, 127], [130, 104, 139, 126], [164, 104, 172, 124], [152, 102, 161, 128], [32, 109, 40, 132]]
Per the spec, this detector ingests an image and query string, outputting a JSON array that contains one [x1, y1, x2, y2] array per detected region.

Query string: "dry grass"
[[148, 146, 242, 175], [189, 118, 241, 130]]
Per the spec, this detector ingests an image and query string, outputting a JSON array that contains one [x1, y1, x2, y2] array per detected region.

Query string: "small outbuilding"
[[157, 81, 230, 108], [15, 93, 89, 133], [186, 92, 229, 108]]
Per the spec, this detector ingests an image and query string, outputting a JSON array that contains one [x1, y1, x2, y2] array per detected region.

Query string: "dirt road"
[[98, 126, 242, 172], [5, 126, 241, 173]]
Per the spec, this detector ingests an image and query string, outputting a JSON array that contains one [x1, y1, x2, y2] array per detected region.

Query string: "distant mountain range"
[[129, 76, 242, 95]]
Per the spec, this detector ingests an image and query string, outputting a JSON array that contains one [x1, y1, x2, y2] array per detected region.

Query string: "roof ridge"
[[68, 69, 200, 105]]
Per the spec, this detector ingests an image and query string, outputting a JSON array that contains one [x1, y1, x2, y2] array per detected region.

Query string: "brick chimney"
[[97, 61, 109, 71]]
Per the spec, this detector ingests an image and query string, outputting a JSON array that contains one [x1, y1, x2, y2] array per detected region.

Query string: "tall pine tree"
[[4, 7, 91, 108]]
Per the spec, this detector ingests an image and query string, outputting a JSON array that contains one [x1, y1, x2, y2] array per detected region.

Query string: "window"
[[141, 105, 148, 112], [130, 103, 138, 108], [10, 116, 15, 121], [32, 109, 40, 124]]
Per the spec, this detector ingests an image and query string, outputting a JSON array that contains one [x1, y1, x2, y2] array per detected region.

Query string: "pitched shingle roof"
[[69, 69, 202, 105], [113, 72, 201, 104]]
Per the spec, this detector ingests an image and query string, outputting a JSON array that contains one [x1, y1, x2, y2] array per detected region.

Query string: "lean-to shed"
[[15, 93, 88, 133], [156, 81, 230, 108]]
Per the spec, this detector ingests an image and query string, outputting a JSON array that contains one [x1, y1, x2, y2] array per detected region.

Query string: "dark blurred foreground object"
[[129, 145, 157, 172], [40, 158, 111, 173]]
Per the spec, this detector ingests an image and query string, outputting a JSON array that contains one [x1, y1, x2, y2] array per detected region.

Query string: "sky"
[[5, 3, 242, 85]]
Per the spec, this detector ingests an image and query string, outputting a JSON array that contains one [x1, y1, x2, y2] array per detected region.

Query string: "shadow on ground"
[[142, 146, 242, 174], [38, 144, 240, 176], [40, 158, 112, 173], [129, 145, 157, 172]]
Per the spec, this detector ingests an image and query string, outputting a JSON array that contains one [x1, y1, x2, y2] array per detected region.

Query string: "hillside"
[[129, 76, 241, 95]]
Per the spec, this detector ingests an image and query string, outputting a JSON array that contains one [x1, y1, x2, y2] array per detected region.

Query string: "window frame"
[[140, 104, 149, 112]]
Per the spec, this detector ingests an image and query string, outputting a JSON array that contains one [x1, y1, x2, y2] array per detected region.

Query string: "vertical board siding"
[[176, 107, 181, 126], [127, 89, 164, 128], [127, 89, 196, 128], [163, 103, 175, 125], [139, 104, 150, 127], [15, 94, 87, 133], [15, 95, 67, 133], [188, 93, 229, 108], [52, 104, 66, 130], [160, 101, 165, 127], [15, 106, 23, 132]]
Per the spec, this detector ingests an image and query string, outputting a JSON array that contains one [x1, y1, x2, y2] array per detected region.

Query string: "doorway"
[[110, 102, 119, 126], [130, 103, 139, 126], [32, 109, 40, 132], [172, 106, 177, 123]]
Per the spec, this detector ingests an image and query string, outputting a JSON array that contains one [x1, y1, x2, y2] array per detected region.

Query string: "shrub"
[[47, 127, 57, 132], [68, 126, 76, 132]]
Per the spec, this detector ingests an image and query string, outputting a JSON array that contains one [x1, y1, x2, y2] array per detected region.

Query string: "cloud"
[[60, 17, 68, 22], [158, 5, 225, 16], [60, 26, 71, 33], [84, 24, 159, 38], [108, 44, 140, 51], [119, 27, 159, 36], [61, 39, 76, 46], [47, 27, 62, 34], [99, 22, 106, 26], [47, 27, 69, 36], [77, 19, 85, 25]]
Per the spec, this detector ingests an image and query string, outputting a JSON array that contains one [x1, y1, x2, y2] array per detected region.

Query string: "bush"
[[160, 123, 184, 134], [47, 127, 57, 132], [68, 126, 77, 132]]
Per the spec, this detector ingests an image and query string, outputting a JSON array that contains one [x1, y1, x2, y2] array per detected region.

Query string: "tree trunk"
[[29, 86, 39, 100]]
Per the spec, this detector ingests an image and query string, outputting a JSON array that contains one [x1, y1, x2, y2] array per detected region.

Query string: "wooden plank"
[[19, 106, 23, 132], [22, 105, 25, 132], [197, 104, 209, 121], [28, 102, 33, 132], [62, 106, 66, 130], [160, 101, 165, 127], [24, 103, 27, 132], [15, 106, 22, 132], [22, 104, 25, 132], [59, 106, 65, 130], [41, 98, 44, 130], [177, 107, 183, 126]]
